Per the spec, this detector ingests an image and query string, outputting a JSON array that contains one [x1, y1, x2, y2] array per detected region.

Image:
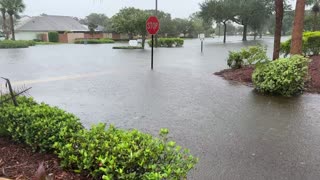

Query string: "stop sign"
[[146, 16, 160, 35]]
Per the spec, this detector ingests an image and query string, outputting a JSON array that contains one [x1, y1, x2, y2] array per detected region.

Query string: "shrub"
[[0, 40, 35, 49], [74, 38, 115, 44], [0, 96, 197, 179], [148, 38, 184, 48], [54, 124, 197, 179], [227, 45, 269, 69], [252, 55, 309, 97], [48, 32, 59, 42], [280, 31, 320, 57], [0, 96, 83, 152]]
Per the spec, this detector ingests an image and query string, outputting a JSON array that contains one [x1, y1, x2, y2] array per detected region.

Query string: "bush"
[[0, 96, 197, 179], [252, 55, 309, 97], [54, 124, 197, 179], [280, 31, 320, 57], [148, 38, 184, 48], [74, 38, 115, 44], [227, 45, 269, 69], [0, 96, 83, 152], [0, 40, 35, 48], [48, 32, 59, 42]]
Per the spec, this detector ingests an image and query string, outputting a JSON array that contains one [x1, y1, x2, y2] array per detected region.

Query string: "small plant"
[[227, 45, 269, 69], [48, 32, 59, 42], [252, 55, 309, 97]]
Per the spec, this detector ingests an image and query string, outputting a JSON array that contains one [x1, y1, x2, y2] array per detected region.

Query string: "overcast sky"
[[23, 0, 299, 19], [24, 0, 202, 18]]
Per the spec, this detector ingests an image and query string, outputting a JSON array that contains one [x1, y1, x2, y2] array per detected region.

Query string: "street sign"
[[146, 16, 160, 70], [198, 34, 205, 53], [146, 16, 160, 35]]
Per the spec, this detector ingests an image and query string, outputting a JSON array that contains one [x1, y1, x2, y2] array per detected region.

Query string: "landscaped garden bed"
[[0, 96, 197, 179], [215, 36, 320, 95], [112, 46, 143, 49], [147, 38, 184, 48]]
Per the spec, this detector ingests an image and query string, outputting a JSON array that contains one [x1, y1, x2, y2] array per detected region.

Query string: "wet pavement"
[[1, 37, 320, 180]]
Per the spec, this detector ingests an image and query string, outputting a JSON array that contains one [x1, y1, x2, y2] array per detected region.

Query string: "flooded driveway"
[[1, 37, 320, 180]]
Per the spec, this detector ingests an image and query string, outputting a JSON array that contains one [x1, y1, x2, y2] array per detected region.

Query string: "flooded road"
[[1, 37, 320, 180]]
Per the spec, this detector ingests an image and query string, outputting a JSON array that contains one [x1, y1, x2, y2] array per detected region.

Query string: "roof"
[[16, 15, 89, 32]]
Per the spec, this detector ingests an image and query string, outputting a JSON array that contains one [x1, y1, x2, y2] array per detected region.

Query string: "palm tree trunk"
[[273, 0, 284, 60], [9, 14, 15, 40], [1, 10, 8, 40], [290, 0, 306, 55]]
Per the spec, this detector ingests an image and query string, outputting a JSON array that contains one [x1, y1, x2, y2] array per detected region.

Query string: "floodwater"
[[1, 37, 320, 180]]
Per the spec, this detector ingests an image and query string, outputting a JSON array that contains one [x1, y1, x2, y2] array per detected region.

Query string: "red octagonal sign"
[[146, 16, 160, 35]]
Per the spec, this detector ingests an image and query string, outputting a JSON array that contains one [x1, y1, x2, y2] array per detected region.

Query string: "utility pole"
[[155, 0, 158, 47]]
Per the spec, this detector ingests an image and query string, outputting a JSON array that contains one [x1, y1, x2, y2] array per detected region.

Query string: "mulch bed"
[[214, 56, 320, 94], [0, 137, 90, 180]]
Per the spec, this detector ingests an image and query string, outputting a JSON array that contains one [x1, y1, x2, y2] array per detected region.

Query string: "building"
[[15, 15, 129, 43]]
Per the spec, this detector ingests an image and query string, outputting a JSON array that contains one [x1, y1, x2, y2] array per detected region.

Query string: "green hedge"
[[280, 31, 320, 57], [227, 45, 269, 69], [252, 55, 309, 97], [74, 38, 115, 44], [48, 32, 59, 42], [148, 38, 184, 48], [0, 40, 35, 49], [0, 96, 197, 179]]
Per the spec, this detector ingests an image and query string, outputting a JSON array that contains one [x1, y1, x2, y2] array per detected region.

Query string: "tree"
[[112, 8, 149, 48], [172, 18, 192, 37], [273, 0, 284, 60], [2, 0, 25, 40], [290, 0, 306, 55], [200, 0, 236, 43]]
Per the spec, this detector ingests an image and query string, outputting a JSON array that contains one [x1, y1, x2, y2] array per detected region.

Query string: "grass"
[[75, 38, 115, 44], [112, 46, 144, 49]]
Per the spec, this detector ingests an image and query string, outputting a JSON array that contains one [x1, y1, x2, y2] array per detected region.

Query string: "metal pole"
[[201, 40, 203, 53], [151, 35, 154, 70]]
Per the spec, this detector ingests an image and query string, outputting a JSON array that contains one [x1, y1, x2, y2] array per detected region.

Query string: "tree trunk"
[[273, 0, 284, 60], [254, 32, 257, 40], [313, 12, 318, 31], [9, 14, 15, 40], [259, 31, 262, 38], [290, 0, 306, 55], [1, 10, 8, 40], [223, 22, 227, 43], [218, 24, 221, 37], [242, 24, 247, 41]]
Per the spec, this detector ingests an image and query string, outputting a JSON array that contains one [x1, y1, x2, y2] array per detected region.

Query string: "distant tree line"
[[78, 9, 215, 39]]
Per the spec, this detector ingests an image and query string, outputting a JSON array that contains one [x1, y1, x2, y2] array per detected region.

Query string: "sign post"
[[199, 33, 205, 53], [146, 16, 160, 70]]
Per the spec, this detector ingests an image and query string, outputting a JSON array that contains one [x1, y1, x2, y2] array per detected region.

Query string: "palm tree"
[[273, 0, 284, 60], [3, 0, 25, 40], [0, 0, 8, 39], [290, 0, 306, 55], [312, 1, 320, 31]]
